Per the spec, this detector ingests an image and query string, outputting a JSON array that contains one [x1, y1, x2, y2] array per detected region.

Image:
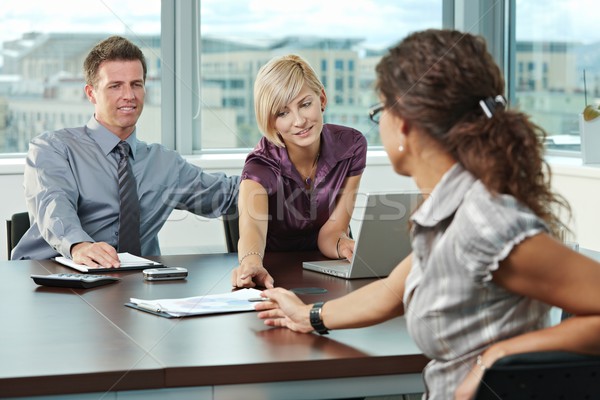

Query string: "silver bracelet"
[[239, 251, 263, 264]]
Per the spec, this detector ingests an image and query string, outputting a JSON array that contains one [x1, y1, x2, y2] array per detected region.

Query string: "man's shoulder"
[[137, 140, 180, 158], [135, 141, 194, 170], [33, 126, 88, 143]]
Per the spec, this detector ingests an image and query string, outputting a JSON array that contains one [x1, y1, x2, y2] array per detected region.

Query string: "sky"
[[2, 0, 600, 65], [515, 0, 600, 45], [199, 0, 442, 49], [0, 0, 160, 46]]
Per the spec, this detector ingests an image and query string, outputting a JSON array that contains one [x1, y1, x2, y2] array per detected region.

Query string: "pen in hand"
[[247, 297, 270, 302]]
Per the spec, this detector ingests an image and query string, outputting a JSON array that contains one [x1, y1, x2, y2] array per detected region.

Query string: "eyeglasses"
[[368, 103, 384, 124]]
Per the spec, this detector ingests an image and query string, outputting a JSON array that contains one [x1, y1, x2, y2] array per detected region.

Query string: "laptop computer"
[[302, 191, 421, 279]]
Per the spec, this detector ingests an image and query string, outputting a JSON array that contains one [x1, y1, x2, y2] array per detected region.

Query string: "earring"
[[321, 108, 325, 112], [398, 145, 404, 152]]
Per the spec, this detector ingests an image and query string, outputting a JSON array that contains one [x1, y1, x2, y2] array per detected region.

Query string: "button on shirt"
[[403, 164, 551, 399], [241, 124, 367, 251], [12, 117, 240, 260]]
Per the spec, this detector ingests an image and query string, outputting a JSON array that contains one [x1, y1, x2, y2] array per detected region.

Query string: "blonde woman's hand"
[[231, 255, 274, 288], [337, 236, 355, 260]]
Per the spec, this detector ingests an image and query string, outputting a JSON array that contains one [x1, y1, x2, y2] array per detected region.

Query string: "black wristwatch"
[[309, 302, 329, 335]]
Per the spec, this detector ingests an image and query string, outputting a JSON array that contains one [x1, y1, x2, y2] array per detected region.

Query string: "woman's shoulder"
[[464, 181, 531, 216], [453, 181, 548, 283], [242, 137, 283, 167], [242, 137, 284, 182], [247, 137, 283, 158], [322, 124, 367, 159], [324, 123, 365, 142], [458, 181, 542, 229]]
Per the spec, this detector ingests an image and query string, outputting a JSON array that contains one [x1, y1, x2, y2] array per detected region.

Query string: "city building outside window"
[[0, 1, 446, 155], [0, 1, 161, 155], [515, 0, 600, 153], [3, 1, 599, 158]]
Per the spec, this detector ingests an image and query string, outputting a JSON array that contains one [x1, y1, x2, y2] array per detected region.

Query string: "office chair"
[[6, 211, 30, 260], [474, 351, 600, 399], [222, 206, 240, 253]]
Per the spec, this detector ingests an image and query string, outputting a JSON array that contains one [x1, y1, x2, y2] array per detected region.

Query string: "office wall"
[[1, 156, 599, 260]]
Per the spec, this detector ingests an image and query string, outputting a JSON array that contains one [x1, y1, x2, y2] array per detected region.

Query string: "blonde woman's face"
[[273, 84, 325, 148]]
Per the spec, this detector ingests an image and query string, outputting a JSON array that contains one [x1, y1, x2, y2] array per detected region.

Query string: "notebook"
[[303, 191, 421, 279], [54, 252, 164, 273]]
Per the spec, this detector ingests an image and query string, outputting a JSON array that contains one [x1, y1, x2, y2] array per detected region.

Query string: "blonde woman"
[[231, 55, 367, 288]]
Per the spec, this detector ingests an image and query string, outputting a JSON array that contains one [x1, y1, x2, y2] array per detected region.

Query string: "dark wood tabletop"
[[0, 251, 427, 398]]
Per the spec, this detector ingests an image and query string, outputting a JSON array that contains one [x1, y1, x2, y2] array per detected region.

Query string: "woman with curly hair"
[[254, 29, 600, 399]]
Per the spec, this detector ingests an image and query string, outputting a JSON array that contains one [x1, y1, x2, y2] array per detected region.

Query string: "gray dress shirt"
[[12, 117, 240, 260], [403, 164, 551, 399]]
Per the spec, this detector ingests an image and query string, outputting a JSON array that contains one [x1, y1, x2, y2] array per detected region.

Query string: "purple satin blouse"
[[241, 124, 367, 251]]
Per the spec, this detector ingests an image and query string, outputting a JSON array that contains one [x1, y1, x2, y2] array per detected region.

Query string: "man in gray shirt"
[[12, 35, 240, 268]]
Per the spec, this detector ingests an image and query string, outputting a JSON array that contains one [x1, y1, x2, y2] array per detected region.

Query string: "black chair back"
[[6, 211, 31, 259], [222, 207, 239, 253], [474, 351, 600, 399]]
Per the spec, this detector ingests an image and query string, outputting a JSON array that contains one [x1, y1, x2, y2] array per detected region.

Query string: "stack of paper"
[[127, 288, 264, 317], [54, 252, 163, 273]]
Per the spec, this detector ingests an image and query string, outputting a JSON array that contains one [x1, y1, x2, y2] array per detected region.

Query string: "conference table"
[[0, 251, 427, 400]]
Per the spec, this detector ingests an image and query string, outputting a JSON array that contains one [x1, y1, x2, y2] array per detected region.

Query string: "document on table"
[[126, 288, 264, 318], [54, 252, 163, 273]]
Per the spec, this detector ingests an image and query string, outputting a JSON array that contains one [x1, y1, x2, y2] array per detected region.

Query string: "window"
[[515, 0, 600, 153], [0, 1, 444, 156], [4, 1, 596, 158], [197, 0, 443, 152], [0, 0, 161, 154]]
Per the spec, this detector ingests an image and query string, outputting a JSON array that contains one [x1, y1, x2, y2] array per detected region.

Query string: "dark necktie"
[[115, 141, 141, 255]]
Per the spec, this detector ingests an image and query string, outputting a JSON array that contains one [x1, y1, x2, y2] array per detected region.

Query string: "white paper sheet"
[[129, 288, 264, 317], [54, 252, 162, 273]]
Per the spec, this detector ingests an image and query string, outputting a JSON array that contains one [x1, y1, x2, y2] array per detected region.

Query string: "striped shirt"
[[404, 164, 552, 399]]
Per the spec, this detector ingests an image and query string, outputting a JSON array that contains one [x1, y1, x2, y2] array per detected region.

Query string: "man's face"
[[85, 60, 145, 139]]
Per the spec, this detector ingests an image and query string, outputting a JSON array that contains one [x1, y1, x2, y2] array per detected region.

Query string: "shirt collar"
[[85, 116, 138, 160], [411, 163, 476, 227]]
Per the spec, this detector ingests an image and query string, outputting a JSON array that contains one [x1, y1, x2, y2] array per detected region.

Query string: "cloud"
[[0, 0, 161, 44], [200, 0, 442, 49], [516, 0, 600, 44]]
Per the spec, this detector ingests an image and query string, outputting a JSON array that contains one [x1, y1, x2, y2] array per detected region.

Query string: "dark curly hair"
[[84, 35, 147, 87], [375, 29, 569, 235]]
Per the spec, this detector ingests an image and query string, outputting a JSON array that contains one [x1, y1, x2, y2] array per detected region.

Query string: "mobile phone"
[[143, 267, 188, 281]]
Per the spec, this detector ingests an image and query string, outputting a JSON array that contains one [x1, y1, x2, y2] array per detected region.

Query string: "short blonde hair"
[[254, 54, 324, 147]]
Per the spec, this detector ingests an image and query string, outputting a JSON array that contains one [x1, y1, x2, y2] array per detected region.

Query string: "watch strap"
[[309, 301, 329, 335]]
